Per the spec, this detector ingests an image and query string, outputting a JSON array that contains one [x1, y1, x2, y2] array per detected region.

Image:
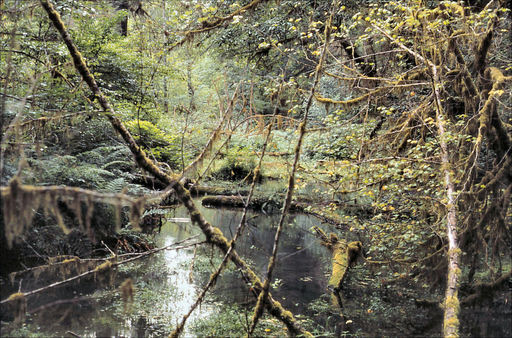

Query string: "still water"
[[5, 199, 509, 336], [8, 201, 333, 337], [167, 201, 333, 312]]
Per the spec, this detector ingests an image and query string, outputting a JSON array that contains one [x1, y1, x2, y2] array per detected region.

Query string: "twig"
[[170, 75, 284, 338], [29, 296, 91, 314], [39, 1, 311, 334], [168, 0, 268, 50], [249, 0, 337, 334], [101, 241, 116, 257]]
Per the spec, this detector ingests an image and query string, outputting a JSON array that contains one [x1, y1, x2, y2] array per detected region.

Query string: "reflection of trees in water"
[[189, 206, 330, 312]]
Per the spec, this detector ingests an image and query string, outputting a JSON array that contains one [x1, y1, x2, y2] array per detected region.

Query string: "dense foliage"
[[1, 0, 511, 336]]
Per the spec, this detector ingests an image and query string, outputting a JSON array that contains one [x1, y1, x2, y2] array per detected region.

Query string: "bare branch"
[[1, 236, 202, 305]]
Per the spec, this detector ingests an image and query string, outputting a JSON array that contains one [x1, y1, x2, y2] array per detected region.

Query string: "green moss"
[[448, 248, 462, 256], [189, 210, 201, 222], [444, 316, 460, 337], [329, 243, 349, 289], [95, 260, 112, 272], [7, 292, 25, 302], [192, 303, 291, 337], [445, 294, 460, 314], [281, 309, 294, 322], [210, 226, 228, 244], [211, 147, 257, 181], [454, 267, 462, 277], [61, 257, 79, 264]]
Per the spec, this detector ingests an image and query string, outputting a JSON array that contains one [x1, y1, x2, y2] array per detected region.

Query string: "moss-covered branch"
[[1, 237, 201, 305], [39, 0, 309, 335], [1, 177, 145, 247], [461, 269, 512, 305], [313, 226, 362, 291], [170, 0, 268, 49], [171, 119, 276, 337], [248, 2, 337, 333]]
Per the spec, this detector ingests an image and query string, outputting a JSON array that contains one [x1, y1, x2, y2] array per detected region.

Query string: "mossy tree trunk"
[[313, 226, 361, 335], [432, 66, 461, 338]]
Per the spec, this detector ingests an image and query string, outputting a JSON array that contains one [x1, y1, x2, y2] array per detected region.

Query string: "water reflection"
[[160, 227, 213, 334], [167, 201, 332, 314], [3, 202, 332, 337]]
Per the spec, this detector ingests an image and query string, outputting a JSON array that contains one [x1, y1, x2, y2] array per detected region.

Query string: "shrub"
[[212, 147, 257, 181], [125, 120, 183, 169]]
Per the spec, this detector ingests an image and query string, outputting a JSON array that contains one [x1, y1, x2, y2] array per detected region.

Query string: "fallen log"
[[39, 2, 311, 334], [201, 195, 275, 209], [190, 185, 250, 197], [201, 194, 374, 222]]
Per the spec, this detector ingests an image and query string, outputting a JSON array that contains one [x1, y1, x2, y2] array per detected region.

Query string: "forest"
[[0, 0, 511, 336]]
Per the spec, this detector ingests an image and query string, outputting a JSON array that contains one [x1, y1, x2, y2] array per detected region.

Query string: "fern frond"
[[101, 177, 127, 193]]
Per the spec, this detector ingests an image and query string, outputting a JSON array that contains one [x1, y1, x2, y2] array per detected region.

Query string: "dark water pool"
[[2, 201, 336, 337]]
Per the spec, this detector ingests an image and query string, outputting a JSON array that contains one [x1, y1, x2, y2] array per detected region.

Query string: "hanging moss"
[[95, 260, 112, 272], [6, 292, 25, 302], [94, 260, 114, 286], [1, 176, 145, 249], [120, 278, 134, 312], [39, 1, 312, 334], [7, 292, 26, 325]]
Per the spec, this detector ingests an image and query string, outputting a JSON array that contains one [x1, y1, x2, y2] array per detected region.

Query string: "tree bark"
[[432, 66, 461, 338], [372, 23, 462, 337]]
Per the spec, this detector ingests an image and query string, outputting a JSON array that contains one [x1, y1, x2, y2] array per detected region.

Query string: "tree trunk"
[[114, 0, 129, 36], [372, 24, 463, 336], [432, 66, 461, 338]]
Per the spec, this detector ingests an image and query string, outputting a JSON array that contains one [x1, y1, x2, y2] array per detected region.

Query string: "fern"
[[100, 176, 152, 196], [76, 149, 104, 165], [101, 177, 127, 193], [77, 145, 131, 165], [125, 183, 152, 196], [66, 166, 115, 189], [102, 146, 132, 163]]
